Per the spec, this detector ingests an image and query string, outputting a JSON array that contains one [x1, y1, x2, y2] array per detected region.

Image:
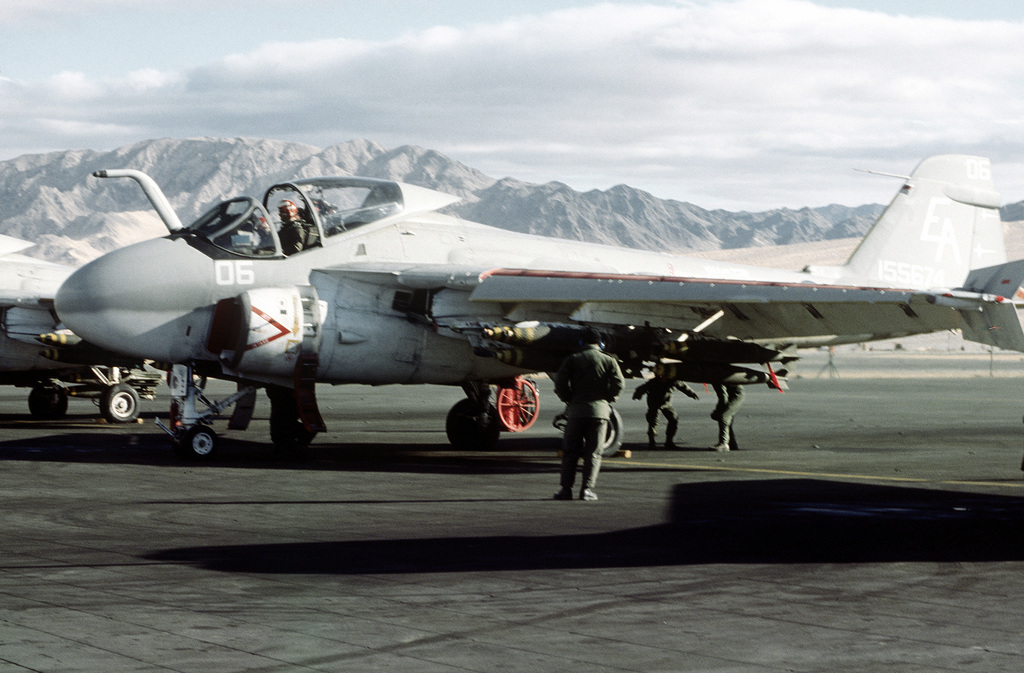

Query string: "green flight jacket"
[[554, 344, 625, 420]]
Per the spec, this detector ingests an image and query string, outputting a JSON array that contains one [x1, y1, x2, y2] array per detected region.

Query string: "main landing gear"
[[27, 385, 68, 420], [445, 377, 540, 450]]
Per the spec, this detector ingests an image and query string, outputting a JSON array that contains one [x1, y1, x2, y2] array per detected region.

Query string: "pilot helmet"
[[278, 199, 299, 221]]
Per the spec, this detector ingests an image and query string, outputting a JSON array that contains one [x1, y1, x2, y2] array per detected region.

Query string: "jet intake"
[[208, 285, 324, 378]]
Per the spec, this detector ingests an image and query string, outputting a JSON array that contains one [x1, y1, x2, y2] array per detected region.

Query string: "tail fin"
[[810, 155, 1004, 289]]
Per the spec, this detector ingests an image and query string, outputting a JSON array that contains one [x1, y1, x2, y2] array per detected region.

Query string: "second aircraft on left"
[[0, 234, 161, 422]]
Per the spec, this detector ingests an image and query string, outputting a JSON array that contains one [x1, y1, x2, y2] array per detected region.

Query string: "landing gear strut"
[[158, 364, 255, 460]]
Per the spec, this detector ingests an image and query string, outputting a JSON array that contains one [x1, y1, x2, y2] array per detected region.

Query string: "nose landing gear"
[[158, 364, 256, 460]]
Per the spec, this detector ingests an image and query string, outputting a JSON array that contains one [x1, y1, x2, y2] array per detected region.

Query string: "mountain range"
[[1, 137, 1018, 266]]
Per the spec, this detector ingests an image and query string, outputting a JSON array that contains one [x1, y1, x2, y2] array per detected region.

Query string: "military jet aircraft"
[[0, 235, 161, 421], [53, 156, 1024, 458]]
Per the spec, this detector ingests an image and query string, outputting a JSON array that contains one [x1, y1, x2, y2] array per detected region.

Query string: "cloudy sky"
[[2, 0, 1023, 210]]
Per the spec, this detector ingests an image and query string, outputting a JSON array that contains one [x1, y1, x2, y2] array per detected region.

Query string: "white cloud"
[[3, 0, 1024, 209], [41, 71, 105, 100]]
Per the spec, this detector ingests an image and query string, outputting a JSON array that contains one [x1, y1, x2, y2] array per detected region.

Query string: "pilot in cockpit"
[[277, 199, 318, 255]]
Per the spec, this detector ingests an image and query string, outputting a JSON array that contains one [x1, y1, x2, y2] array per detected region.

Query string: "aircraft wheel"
[[553, 408, 623, 456], [495, 378, 539, 432], [174, 425, 217, 460], [268, 386, 317, 456], [270, 418, 318, 457], [100, 382, 141, 423], [598, 408, 624, 457], [446, 398, 501, 450], [28, 385, 69, 420]]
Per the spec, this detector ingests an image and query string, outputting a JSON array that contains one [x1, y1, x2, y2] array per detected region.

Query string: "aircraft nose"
[[55, 237, 215, 362]]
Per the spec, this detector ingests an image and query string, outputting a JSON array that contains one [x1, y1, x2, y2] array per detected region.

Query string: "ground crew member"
[[553, 328, 625, 501], [709, 383, 744, 451], [633, 373, 700, 449]]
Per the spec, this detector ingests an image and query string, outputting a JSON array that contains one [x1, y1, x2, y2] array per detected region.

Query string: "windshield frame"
[[182, 196, 282, 259]]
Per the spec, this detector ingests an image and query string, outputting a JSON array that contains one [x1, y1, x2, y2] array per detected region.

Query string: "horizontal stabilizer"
[[958, 260, 1024, 352], [962, 259, 1024, 298], [958, 301, 1024, 352]]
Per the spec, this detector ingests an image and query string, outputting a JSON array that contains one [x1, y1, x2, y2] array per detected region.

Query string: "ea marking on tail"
[[920, 196, 961, 265]]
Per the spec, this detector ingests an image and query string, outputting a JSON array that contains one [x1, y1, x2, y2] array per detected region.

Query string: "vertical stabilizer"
[[819, 155, 1004, 289]]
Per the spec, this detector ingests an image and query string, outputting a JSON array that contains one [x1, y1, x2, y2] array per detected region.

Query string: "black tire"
[[174, 425, 217, 460], [267, 386, 317, 456], [598, 408, 624, 457], [270, 417, 318, 456], [445, 398, 501, 451], [28, 385, 68, 420], [100, 383, 141, 423]]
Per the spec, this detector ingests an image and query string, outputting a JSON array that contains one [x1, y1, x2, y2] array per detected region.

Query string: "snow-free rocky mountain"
[[1, 137, 1016, 267]]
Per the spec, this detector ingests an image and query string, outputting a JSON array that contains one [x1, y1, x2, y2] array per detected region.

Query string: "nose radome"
[[55, 237, 215, 362], [55, 251, 131, 348]]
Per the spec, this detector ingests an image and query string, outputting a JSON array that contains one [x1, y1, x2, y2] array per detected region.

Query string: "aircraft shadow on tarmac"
[[0, 429, 564, 473], [146, 479, 1024, 571]]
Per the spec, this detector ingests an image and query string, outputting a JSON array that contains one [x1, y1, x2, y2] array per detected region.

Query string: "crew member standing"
[[709, 383, 744, 451], [553, 328, 625, 501], [633, 373, 700, 449]]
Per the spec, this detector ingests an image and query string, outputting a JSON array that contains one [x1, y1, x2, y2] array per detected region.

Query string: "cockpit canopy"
[[182, 177, 406, 259], [190, 197, 277, 258], [266, 177, 403, 238]]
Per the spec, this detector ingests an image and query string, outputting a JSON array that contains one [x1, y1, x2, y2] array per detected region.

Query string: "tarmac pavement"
[[3, 349, 1024, 672]]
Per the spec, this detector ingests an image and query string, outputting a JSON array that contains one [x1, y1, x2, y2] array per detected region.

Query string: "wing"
[[467, 268, 980, 347], [311, 263, 1021, 387], [313, 263, 1021, 347], [0, 239, 74, 349], [0, 238, 72, 309]]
